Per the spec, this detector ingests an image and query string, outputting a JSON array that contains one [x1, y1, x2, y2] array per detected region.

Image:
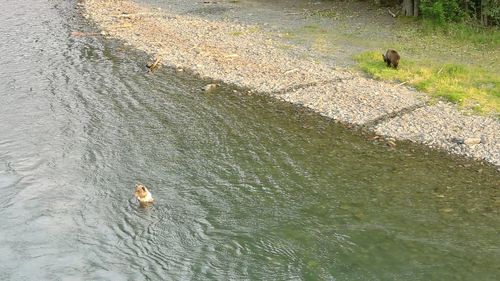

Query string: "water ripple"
[[0, 0, 499, 280]]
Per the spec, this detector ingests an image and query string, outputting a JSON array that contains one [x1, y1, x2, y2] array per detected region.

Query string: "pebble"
[[463, 138, 482, 145], [204, 83, 219, 92], [386, 140, 396, 147]]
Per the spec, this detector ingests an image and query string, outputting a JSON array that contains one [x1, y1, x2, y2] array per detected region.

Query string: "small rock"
[[204, 83, 219, 92], [464, 138, 481, 145], [368, 135, 379, 141], [451, 137, 481, 145], [386, 141, 396, 148]]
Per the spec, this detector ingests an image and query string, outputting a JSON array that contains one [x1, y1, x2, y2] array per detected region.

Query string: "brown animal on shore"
[[382, 49, 400, 69], [134, 183, 154, 204]]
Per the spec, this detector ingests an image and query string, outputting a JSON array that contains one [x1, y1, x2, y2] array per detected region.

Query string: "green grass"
[[275, 1, 500, 116], [420, 21, 500, 46], [354, 51, 500, 116], [353, 21, 500, 116], [229, 26, 260, 37]]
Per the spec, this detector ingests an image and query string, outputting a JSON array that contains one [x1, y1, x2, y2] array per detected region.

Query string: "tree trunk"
[[413, 0, 420, 17], [481, 0, 488, 26], [402, 0, 415, 16]]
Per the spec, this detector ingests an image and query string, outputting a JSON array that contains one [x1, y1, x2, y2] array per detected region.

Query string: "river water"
[[0, 0, 499, 280]]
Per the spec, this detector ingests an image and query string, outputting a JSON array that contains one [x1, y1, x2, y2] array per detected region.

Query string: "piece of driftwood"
[[204, 83, 220, 92], [387, 9, 400, 18], [147, 57, 162, 72], [116, 12, 160, 18], [224, 54, 240, 59], [70, 31, 99, 37], [284, 68, 299, 75]]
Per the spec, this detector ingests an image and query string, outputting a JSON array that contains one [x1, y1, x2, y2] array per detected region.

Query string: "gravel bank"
[[375, 102, 500, 166], [82, 0, 500, 169]]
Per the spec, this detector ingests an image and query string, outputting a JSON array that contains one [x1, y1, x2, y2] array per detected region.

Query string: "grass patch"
[[229, 31, 243, 36], [355, 51, 500, 116], [229, 26, 260, 37], [420, 21, 500, 46], [307, 8, 339, 19], [276, 1, 499, 116]]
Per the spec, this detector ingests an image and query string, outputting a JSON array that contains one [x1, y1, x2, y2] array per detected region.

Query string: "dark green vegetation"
[[418, 0, 500, 26], [365, 0, 500, 26]]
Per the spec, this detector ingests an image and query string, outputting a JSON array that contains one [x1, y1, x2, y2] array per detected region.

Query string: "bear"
[[134, 183, 154, 204], [382, 49, 400, 69]]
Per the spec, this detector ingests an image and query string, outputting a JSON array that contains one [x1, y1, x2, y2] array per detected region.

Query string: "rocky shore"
[[82, 0, 499, 169]]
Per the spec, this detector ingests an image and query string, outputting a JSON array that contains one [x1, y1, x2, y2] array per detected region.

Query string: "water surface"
[[0, 0, 499, 280]]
